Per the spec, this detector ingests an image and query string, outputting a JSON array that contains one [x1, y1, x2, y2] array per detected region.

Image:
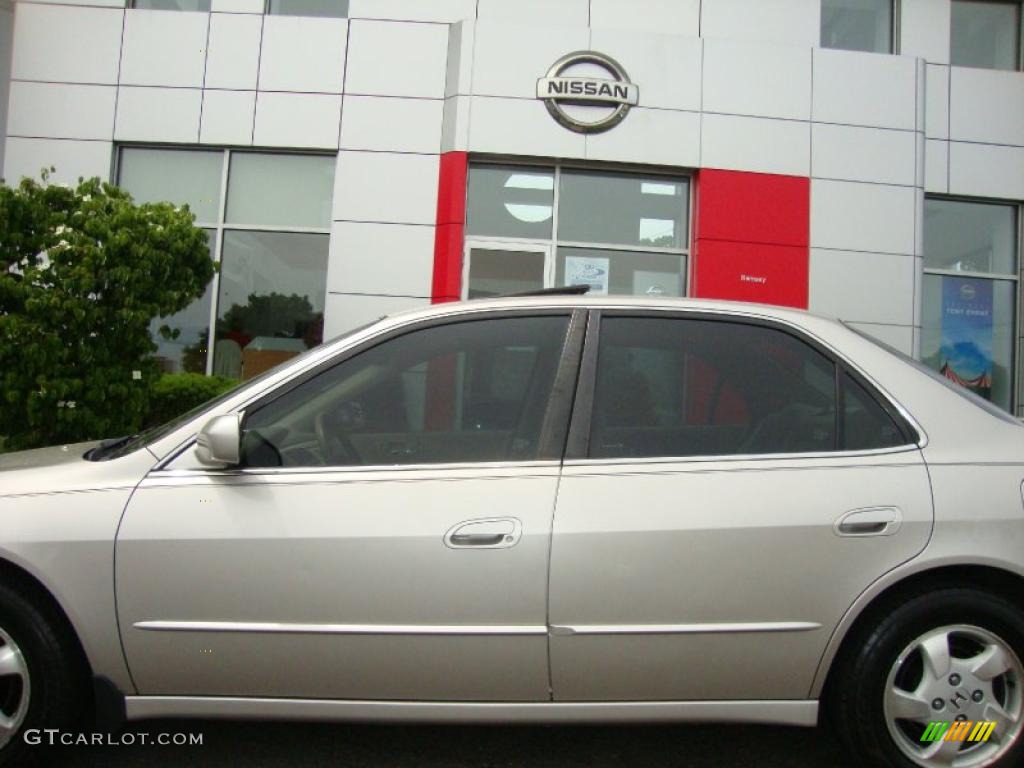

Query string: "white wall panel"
[[253, 92, 341, 148], [811, 179, 916, 255], [949, 142, 1024, 200], [115, 86, 201, 143], [12, 5, 123, 84], [587, 108, 700, 167], [702, 0, 819, 47], [211, 0, 263, 12], [590, 0, 700, 36], [812, 48, 917, 130], [949, 67, 1024, 147], [703, 38, 811, 120], [589, 28, 701, 112], [809, 248, 915, 325], [477, 0, 588, 27], [900, 0, 951, 64], [924, 139, 948, 193], [327, 221, 435, 296], [812, 123, 916, 185], [332, 150, 439, 225], [200, 89, 255, 145], [8, 82, 116, 141], [120, 10, 208, 88], [346, 20, 448, 98], [3, 137, 112, 185], [348, 0, 476, 23], [441, 95, 470, 152], [340, 96, 443, 153], [468, 96, 585, 160], [445, 19, 473, 97], [259, 16, 347, 93], [924, 64, 948, 139], [472, 21, 588, 99], [205, 13, 261, 91], [324, 292, 429, 337], [845, 322, 915, 355], [701, 113, 809, 176]]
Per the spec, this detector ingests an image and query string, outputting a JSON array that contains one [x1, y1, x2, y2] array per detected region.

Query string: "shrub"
[[0, 171, 214, 449], [145, 373, 238, 429]]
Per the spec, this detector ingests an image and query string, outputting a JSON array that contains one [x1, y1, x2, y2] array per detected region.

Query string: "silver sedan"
[[2, 296, 1023, 768]]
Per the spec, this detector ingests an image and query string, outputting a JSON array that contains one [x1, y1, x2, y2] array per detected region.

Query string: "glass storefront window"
[[466, 166, 554, 240], [118, 148, 335, 379], [556, 247, 683, 297], [820, 0, 894, 54], [215, 231, 328, 380], [464, 164, 689, 300], [922, 197, 1020, 413], [266, 0, 349, 17], [951, 1, 1022, 71], [558, 171, 688, 249]]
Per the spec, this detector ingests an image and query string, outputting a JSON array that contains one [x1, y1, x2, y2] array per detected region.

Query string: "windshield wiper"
[[84, 434, 137, 461]]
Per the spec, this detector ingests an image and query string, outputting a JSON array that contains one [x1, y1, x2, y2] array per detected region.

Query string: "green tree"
[[0, 171, 215, 450]]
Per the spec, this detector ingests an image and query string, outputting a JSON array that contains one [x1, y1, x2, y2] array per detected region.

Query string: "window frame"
[[463, 159, 693, 300], [922, 194, 1023, 416], [114, 145, 336, 377], [235, 308, 588, 470], [564, 309, 920, 463], [820, 0, 900, 56]]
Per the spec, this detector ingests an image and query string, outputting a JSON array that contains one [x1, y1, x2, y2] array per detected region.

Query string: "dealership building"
[[0, 0, 1022, 413]]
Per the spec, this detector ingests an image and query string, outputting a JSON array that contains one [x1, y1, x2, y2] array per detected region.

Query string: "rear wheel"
[[0, 582, 87, 765], [832, 588, 1024, 768]]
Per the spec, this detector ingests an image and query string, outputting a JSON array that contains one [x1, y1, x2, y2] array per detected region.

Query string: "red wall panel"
[[692, 168, 810, 309], [431, 151, 468, 304]]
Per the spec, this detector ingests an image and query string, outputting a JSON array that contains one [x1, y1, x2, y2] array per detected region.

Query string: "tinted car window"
[[242, 316, 570, 467], [590, 317, 906, 459]]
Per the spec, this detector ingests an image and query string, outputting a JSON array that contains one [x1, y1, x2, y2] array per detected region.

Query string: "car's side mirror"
[[195, 414, 242, 468]]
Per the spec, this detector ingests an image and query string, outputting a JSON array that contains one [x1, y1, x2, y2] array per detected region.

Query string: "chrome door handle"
[[835, 507, 902, 537], [444, 518, 522, 549]]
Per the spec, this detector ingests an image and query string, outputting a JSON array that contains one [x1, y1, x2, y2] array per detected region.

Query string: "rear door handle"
[[445, 518, 522, 549], [835, 507, 902, 537]]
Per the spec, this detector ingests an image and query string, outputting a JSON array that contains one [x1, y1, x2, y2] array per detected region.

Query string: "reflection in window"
[[951, 1, 1022, 70], [466, 166, 554, 239], [266, 0, 349, 16], [149, 231, 216, 374], [216, 231, 329, 380], [923, 199, 1018, 275], [821, 0, 894, 54]]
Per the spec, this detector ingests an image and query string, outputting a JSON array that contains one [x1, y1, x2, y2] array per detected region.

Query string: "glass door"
[[463, 241, 553, 299]]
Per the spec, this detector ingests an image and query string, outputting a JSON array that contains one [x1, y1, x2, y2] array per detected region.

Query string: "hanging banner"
[[939, 277, 993, 401]]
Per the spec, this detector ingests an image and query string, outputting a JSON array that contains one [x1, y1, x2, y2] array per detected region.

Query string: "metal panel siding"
[[692, 168, 810, 309], [432, 151, 468, 303]]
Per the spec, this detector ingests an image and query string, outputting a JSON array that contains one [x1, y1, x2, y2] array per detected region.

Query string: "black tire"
[[830, 587, 1024, 768], [0, 581, 88, 766]]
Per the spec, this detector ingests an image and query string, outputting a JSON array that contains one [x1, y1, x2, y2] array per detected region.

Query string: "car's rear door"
[[116, 309, 584, 701], [548, 310, 933, 701]]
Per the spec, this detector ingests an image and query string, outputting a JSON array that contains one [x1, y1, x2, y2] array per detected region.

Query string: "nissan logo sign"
[[536, 51, 639, 134]]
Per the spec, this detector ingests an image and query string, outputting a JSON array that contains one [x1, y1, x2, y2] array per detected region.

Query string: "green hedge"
[[145, 373, 239, 429]]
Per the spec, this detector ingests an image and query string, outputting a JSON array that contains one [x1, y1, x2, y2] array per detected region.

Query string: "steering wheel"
[[313, 411, 360, 466]]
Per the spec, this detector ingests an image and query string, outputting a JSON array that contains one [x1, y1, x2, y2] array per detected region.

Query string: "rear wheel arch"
[[821, 564, 1024, 705]]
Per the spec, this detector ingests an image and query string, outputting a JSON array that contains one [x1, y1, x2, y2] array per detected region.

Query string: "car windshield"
[[843, 322, 1023, 427], [88, 321, 382, 461]]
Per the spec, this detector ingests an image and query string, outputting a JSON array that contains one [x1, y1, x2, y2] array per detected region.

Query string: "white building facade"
[[1, 0, 1023, 414]]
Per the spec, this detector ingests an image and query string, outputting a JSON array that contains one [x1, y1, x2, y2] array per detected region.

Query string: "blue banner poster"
[[940, 277, 994, 400]]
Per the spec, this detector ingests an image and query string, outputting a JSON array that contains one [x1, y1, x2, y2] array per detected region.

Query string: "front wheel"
[[832, 588, 1024, 768]]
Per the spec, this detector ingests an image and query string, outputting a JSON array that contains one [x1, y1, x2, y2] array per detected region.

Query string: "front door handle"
[[835, 507, 902, 537], [445, 518, 522, 549]]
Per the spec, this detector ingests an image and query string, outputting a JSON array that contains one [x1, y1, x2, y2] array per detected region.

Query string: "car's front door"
[[548, 312, 934, 701], [116, 311, 582, 701]]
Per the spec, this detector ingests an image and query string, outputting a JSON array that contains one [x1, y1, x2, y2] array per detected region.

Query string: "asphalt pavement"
[[46, 720, 859, 767]]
